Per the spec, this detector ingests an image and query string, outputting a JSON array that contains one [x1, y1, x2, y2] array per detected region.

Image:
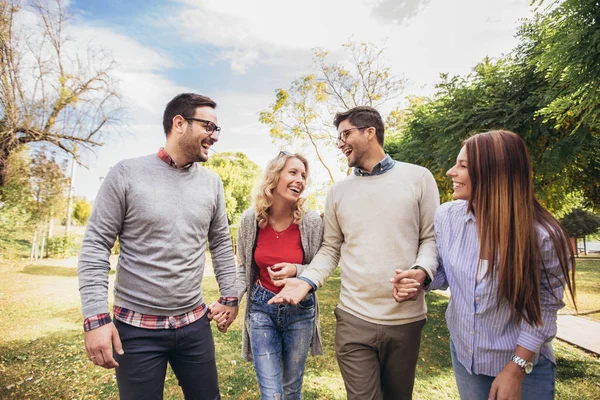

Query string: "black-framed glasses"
[[278, 150, 292, 157], [337, 126, 369, 144], [183, 117, 221, 136]]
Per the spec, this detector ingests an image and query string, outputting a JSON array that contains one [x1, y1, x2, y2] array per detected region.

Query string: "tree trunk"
[[583, 236, 587, 256], [0, 143, 15, 192], [30, 228, 38, 262]]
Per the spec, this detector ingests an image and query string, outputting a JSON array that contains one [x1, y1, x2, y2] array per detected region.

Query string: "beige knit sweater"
[[301, 162, 440, 325]]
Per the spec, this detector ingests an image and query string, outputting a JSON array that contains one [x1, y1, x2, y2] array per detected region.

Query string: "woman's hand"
[[268, 263, 297, 282], [488, 362, 525, 400]]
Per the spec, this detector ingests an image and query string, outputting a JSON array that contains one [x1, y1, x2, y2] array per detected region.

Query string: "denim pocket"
[[297, 293, 315, 309]]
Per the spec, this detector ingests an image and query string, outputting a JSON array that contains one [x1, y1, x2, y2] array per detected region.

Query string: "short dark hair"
[[333, 106, 385, 146], [163, 93, 217, 136]]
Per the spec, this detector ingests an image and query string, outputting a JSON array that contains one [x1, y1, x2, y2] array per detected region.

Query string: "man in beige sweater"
[[269, 106, 440, 399]]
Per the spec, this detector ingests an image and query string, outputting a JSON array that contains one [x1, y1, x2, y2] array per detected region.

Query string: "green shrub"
[[45, 236, 75, 258]]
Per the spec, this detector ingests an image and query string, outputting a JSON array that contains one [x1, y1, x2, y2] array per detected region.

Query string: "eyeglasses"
[[184, 117, 221, 136], [337, 126, 369, 144], [278, 150, 292, 157]]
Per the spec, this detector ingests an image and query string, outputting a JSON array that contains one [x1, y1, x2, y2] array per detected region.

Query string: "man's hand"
[[488, 361, 524, 400], [268, 263, 297, 282], [389, 269, 426, 303], [84, 322, 123, 369], [208, 302, 238, 333], [268, 278, 311, 305]]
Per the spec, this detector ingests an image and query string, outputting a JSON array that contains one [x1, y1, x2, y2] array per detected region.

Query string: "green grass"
[[562, 258, 600, 323], [1, 259, 599, 399]]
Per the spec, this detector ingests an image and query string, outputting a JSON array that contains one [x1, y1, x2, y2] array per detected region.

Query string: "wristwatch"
[[511, 354, 533, 374]]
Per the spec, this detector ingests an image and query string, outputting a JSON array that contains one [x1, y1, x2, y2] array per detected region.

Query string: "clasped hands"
[[389, 268, 427, 303], [208, 263, 296, 330]]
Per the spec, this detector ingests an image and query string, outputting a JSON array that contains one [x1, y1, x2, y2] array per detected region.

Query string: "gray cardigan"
[[236, 207, 324, 361]]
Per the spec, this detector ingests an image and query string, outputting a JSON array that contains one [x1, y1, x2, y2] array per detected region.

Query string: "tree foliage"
[[260, 41, 405, 183], [71, 197, 91, 225], [387, 0, 600, 213], [0, 0, 121, 189], [205, 152, 261, 226], [30, 150, 69, 224], [560, 208, 600, 238], [0, 145, 33, 227]]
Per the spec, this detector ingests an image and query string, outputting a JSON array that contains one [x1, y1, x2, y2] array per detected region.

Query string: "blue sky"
[[43, 0, 534, 199]]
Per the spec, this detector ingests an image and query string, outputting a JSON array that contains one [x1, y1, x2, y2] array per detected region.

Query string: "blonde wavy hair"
[[255, 152, 309, 229]]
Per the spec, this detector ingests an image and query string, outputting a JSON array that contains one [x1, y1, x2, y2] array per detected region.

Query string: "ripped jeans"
[[249, 284, 315, 400]]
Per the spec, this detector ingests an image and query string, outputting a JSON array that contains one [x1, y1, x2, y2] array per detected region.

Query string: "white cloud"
[[68, 0, 534, 200]]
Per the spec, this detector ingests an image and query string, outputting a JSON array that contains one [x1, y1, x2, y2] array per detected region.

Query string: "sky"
[[49, 0, 534, 200]]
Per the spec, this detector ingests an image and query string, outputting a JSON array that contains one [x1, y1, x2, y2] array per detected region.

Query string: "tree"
[[560, 208, 600, 255], [0, 145, 33, 228], [205, 152, 261, 226], [0, 0, 121, 189], [260, 41, 405, 184], [71, 196, 91, 225], [29, 149, 69, 259], [388, 0, 600, 213]]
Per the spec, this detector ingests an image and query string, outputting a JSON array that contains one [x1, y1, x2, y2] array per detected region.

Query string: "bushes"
[[45, 236, 78, 258]]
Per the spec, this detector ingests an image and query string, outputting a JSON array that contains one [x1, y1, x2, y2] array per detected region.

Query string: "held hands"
[[84, 322, 124, 369], [488, 361, 524, 400], [267, 278, 311, 305], [207, 302, 238, 333], [268, 263, 297, 282], [389, 268, 426, 303]]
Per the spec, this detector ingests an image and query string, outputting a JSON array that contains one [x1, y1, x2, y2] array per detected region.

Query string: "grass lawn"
[[562, 258, 600, 323], [1, 255, 600, 399]]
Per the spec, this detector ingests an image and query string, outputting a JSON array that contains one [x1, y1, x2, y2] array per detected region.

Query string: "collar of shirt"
[[157, 147, 194, 169], [354, 154, 395, 176]]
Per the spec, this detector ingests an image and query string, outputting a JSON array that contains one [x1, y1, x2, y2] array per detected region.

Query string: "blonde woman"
[[236, 151, 323, 399]]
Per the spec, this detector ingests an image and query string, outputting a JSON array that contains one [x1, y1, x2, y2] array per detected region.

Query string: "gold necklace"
[[270, 220, 292, 239]]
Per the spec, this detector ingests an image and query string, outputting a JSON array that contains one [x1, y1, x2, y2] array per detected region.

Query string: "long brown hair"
[[255, 152, 309, 229], [464, 130, 576, 326]]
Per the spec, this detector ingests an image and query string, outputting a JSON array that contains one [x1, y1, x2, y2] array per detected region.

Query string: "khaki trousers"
[[334, 307, 426, 400]]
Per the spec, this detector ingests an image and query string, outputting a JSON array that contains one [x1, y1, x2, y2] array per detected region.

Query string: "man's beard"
[[180, 126, 208, 163]]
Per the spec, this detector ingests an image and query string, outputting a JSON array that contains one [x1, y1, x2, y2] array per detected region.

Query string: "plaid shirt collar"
[[158, 147, 194, 169]]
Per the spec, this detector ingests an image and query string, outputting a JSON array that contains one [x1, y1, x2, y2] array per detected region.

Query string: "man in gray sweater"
[[78, 93, 237, 399]]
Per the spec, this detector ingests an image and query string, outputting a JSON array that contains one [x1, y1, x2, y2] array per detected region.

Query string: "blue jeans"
[[450, 340, 555, 399], [114, 315, 220, 400], [249, 284, 315, 400]]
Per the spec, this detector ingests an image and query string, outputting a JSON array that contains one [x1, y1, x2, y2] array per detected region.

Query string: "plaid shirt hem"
[[218, 296, 239, 307], [83, 313, 112, 332], [113, 304, 208, 330]]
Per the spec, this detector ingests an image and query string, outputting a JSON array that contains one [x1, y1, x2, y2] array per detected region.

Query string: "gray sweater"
[[236, 208, 324, 361], [78, 154, 237, 319]]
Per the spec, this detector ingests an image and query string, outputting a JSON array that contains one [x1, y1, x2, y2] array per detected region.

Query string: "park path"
[[556, 315, 600, 355]]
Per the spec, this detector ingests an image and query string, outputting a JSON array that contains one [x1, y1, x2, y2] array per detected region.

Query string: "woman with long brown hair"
[[235, 151, 323, 399], [404, 130, 575, 399]]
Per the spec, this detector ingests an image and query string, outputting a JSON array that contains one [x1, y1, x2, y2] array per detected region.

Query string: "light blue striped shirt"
[[431, 200, 567, 376]]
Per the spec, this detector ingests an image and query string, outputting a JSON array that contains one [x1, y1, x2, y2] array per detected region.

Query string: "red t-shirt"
[[254, 223, 303, 294]]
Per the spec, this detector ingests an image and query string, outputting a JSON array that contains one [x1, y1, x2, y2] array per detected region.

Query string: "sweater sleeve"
[[300, 190, 342, 288], [77, 163, 127, 319], [295, 212, 324, 278], [429, 207, 449, 291], [235, 211, 253, 300], [208, 178, 237, 299], [411, 169, 440, 280]]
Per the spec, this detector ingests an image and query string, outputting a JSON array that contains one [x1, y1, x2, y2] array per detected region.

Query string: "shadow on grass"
[[20, 265, 116, 277]]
